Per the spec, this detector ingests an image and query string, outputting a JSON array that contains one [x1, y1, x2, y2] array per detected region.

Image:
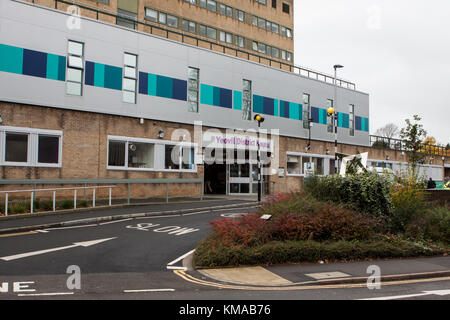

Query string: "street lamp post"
[[254, 114, 265, 202], [329, 64, 344, 174], [306, 117, 314, 152]]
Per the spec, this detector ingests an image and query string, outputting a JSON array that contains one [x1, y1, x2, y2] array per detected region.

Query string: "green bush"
[[78, 200, 89, 208], [194, 236, 446, 268], [406, 207, 450, 244], [259, 192, 327, 217], [304, 172, 393, 218], [10, 202, 29, 214], [60, 199, 74, 209]]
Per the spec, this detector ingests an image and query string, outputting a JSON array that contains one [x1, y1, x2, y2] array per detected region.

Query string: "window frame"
[[66, 40, 84, 96], [0, 126, 63, 168], [107, 135, 198, 173], [286, 152, 332, 177]]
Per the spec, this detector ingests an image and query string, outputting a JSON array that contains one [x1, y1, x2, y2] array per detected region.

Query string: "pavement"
[[186, 255, 450, 289]]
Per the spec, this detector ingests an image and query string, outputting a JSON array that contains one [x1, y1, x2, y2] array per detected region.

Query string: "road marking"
[[123, 289, 175, 293], [17, 292, 74, 297], [220, 213, 247, 218], [359, 289, 450, 300], [0, 237, 117, 261], [45, 224, 97, 231], [167, 249, 195, 271], [136, 215, 181, 220], [126, 223, 199, 236], [305, 272, 351, 280], [0, 231, 37, 238], [35, 230, 49, 233], [99, 218, 133, 225]]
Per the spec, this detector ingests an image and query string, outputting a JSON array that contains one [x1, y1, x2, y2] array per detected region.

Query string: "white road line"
[[35, 230, 49, 233], [167, 249, 196, 268], [45, 224, 97, 231], [123, 289, 175, 293], [135, 215, 182, 220], [166, 266, 188, 271], [182, 211, 210, 216], [99, 218, 133, 225], [18, 292, 74, 297]]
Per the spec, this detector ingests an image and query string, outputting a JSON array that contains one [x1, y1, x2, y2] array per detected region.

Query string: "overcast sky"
[[294, 0, 449, 145]]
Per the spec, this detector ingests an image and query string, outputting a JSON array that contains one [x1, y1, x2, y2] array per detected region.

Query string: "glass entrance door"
[[228, 163, 254, 194]]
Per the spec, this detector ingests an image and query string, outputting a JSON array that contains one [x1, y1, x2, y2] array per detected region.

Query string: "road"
[[0, 205, 449, 304]]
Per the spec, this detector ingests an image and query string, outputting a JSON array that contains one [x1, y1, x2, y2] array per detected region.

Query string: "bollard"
[[109, 187, 112, 206], [53, 191, 56, 212], [93, 188, 96, 208], [5, 193, 8, 217], [74, 189, 77, 210], [30, 191, 34, 214]]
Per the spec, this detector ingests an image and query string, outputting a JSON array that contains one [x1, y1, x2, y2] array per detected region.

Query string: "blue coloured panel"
[[85, 61, 95, 86], [220, 88, 232, 108], [263, 97, 274, 116], [172, 78, 187, 101], [138, 72, 148, 95], [22, 49, 47, 78], [355, 116, 362, 131], [311, 107, 319, 123], [58, 56, 66, 81], [213, 86, 221, 106]]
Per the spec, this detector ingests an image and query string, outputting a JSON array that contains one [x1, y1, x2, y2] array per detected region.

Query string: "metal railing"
[[25, 0, 356, 90], [0, 185, 115, 216], [370, 135, 450, 157], [0, 178, 204, 216]]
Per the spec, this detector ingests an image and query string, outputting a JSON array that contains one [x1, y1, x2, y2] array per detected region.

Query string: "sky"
[[293, 0, 450, 145]]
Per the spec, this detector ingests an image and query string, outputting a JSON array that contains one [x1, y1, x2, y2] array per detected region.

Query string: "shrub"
[[210, 203, 378, 248], [259, 192, 326, 217], [60, 199, 74, 209], [10, 202, 29, 214], [193, 237, 446, 268], [406, 207, 450, 243], [78, 200, 89, 208], [304, 172, 393, 218], [389, 168, 428, 233]]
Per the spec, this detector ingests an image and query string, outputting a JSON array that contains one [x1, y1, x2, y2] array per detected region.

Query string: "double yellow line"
[[174, 270, 450, 291]]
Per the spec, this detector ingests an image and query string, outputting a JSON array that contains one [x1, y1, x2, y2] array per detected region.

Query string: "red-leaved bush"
[[210, 204, 378, 248]]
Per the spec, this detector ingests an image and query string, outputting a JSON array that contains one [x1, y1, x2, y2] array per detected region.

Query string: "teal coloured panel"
[[58, 56, 66, 81], [233, 91, 242, 110], [156, 75, 173, 98], [299, 104, 303, 120], [361, 117, 366, 132], [0, 44, 23, 74], [148, 73, 157, 96], [364, 118, 369, 132], [46, 53, 59, 80], [273, 99, 279, 117], [94, 63, 105, 88], [200, 84, 214, 105], [213, 86, 221, 106], [342, 113, 350, 129], [318, 108, 324, 124], [338, 112, 343, 128], [253, 95, 264, 113], [104, 65, 122, 90]]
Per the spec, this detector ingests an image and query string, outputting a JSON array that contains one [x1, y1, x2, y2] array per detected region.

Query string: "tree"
[[400, 115, 427, 175], [375, 123, 399, 139]]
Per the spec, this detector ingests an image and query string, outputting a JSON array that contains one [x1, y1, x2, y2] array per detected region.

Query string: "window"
[[327, 99, 334, 133], [188, 67, 199, 112], [122, 53, 137, 104], [282, 2, 290, 14], [167, 14, 178, 28], [220, 31, 232, 43], [281, 26, 287, 37], [207, 0, 216, 12], [226, 6, 233, 17], [287, 155, 300, 175], [165, 145, 180, 170], [182, 19, 196, 33], [38, 135, 60, 164], [5, 133, 28, 163], [108, 141, 126, 167], [272, 0, 277, 8], [236, 10, 244, 22], [235, 36, 244, 47], [242, 79, 252, 120], [1, 127, 62, 167], [128, 142, 155, 169], [206, 26, 216, 39], [184, 0, 197, 4], [117, 9, 137, 29], [286, 28, 292, 38], [159, 12, 167, 24], [199, 25, 207, 37], [200, 0, 207, 8], [145, 8, 158, 22], [349, 104, 355, 136], [181, 147, 195, 169], [303, 94, 310, 129], [255, 0, 267, 4], [271, 23, 279, 34], [258, 17, 266, 29], [66, 40, 84, 96]]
